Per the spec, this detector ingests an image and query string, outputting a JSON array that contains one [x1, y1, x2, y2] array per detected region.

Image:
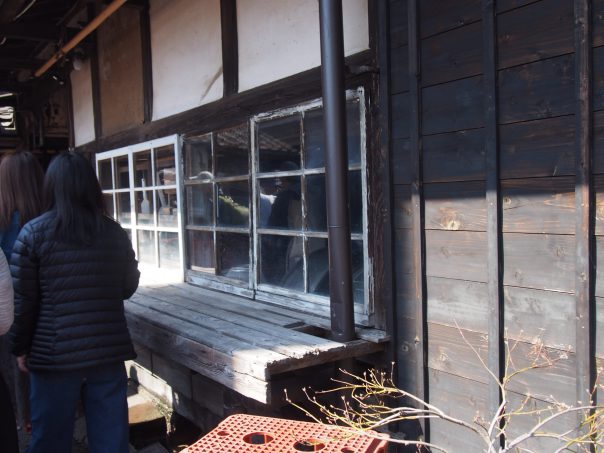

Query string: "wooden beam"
[[482, 0, 504, 437], [88, 3, 102, 139], [139, 0, 153, 123], [408, 0, 428, 437], [220, 0, 238, 96], [574, 0, 594, 410]]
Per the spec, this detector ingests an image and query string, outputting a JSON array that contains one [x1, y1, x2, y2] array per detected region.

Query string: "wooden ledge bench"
[[125, 283, 388, 404]]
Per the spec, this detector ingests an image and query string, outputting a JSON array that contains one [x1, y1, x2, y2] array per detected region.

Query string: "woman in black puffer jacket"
[[10, 152, 140, 453]]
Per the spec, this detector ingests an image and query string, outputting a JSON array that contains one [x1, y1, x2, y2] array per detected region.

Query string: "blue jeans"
[[27, 362, 129, 453]]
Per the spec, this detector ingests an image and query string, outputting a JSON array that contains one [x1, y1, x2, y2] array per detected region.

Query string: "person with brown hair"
[[0, 150, 44, 441]]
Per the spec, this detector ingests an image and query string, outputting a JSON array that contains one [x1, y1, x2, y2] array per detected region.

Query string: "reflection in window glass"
[[258, 115, 300, 172], [137, 230, 155, 265], [259, 233, 303, 287], [185, 135, 212, 180], [103, 194, 115, 218], [117, 192, 131, 225], [306, 238, 329, 297], [186, 185, 213, 226], [346, 100, 361, 166], [134, 150, 152, 188], [215, 124, 249, 177], [304, 108, 324, 169], [187, 230, 214, 272], [216, 181, 249, 227], [305, 174, 327, 232], [351, 240, 365, 306], [135, 190, 154, 225], [157, 192, 178, 228], [217, 233, 249, 282], [159, 232, 180, 269], [349, 170, 363, 234], [155, 146, 176, 186], [99, 160, 113, 190], [116, 156, 129, 189], [262, 176, 301, 230]]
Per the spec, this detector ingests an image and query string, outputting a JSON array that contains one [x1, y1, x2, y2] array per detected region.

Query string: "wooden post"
[[89, 2, 102, 144], [221, 0, 238, 97], [408, 0, 428, 438], [482, 0, 503, 440], [574, 0, 594, 411], [140, 1, 153, 123]]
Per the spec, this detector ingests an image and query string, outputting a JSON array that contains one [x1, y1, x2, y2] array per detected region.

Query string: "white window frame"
[[96, 134, 185, 282]]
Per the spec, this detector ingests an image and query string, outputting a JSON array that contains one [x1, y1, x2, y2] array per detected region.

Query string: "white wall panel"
[[70, 60, 95, 146], [150, 0, 223, 120], [237, 0, 368, 92]]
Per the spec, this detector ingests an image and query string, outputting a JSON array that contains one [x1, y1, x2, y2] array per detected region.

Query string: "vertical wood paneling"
[[483, 0, 503, 428], [89, 3, 102, 141], [407, 0, 428, 436], [140, 1, 153, 123], [221, 0, 238, 96], [573, 0, 594, 409]]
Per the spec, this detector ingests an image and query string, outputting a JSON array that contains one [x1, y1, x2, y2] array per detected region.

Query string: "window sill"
[[125, 281, 388, 404]]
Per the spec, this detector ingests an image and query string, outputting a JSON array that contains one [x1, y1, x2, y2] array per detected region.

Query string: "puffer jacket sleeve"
[[9, 224, 40, 356], [122, 229, 140, 300], [0, 251, 14, 335]]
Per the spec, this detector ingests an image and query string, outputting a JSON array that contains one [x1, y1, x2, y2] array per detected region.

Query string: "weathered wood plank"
[[593, 111, 604, 173], [425, 230, 488, 282], [496, 0, 540, 13], [422, 75, 484, 135], [595, 237, 604, 297], [427, 323, 490, 383], [391, 92, 410, 139], [498, 54, 574, 124], [497, 0, 574, 69], [421, 21, 482, 87], [390, 44, 409, 94], [418, 0, 481, 38], [394, 228, 415, 276], [595, 0, 604, 47], [594, 46, 604, 110], [424, 181, 486, 232], [505, 340, 576, 405], [503, 232, 574, 293], [423, 128, 486, 183], [504, 286, 575, 351], [428, 370, 488, 453], [598, 297, 604, 359], [501, 177, 575, 234], [499, 115, 575, 179], [393, 185, 413, 229], [392, 138, 412, 183], [426, 276, 488, 333], [389, 0, 408, 49], [125, 312, 271, 403], [220, 0, 238, 96]]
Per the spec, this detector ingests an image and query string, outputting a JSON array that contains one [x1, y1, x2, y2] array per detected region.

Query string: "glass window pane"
[[306, 238, 329, 297], [305, 174, 327, 232], [99, 160, 113, 189], [103, 194, 115, 218], [257, 178, 278, 228], [137, 230, 156, 266], [159, 232, 180, 269], [117, 192, 131, 224], [217, 181, 249, 227], [216, 232, 249, 282], [187, 230, 215, 273], [304, 108, 324, 169], [186, 184, 213, 226], [262, 176, 301, 230], [157, 192, 178, 228], [135, 190, 154, 226], [259, 233, 302, 286], [155, 145, 176, 186], [215, 124, 249, 177], [184, 135, 212, 180], [258, 115, 301, 172], [347, 99, 361, 166], [115, 156, 130, 189], [134, 150, 152, 188], [351, 240, 365, 306], [349, 170, 363, 234]]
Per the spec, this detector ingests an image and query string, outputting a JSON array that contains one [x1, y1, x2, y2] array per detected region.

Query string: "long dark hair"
[[44, 152, 106, 244], [0, 151, 44, 230]]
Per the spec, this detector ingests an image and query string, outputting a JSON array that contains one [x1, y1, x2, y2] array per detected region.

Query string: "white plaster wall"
[[237, 0, 368, 92], [70, 60, 95, 146], [150, 0, 223, 121]]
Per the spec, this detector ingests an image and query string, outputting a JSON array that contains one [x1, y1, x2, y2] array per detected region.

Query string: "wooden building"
[[0, 0, 602, 451]]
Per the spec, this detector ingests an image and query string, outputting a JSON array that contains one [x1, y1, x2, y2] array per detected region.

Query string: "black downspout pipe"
[[319, 0, 356, 343]]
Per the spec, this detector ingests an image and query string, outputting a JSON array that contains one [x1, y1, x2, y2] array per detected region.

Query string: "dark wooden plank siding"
[[422, 129, 485, 182], [497, 0, 574, 69], [418, 0, 481, 38], [424, 181, 486, 231], [425, 230, 487, 282]]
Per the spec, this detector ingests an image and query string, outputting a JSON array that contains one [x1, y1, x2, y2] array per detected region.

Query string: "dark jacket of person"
[[9, 211, 139, 371]]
